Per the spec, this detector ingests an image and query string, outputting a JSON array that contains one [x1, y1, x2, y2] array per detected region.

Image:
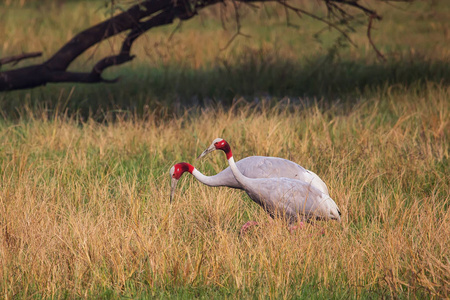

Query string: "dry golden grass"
[[1, 84, 449, 298], [1, 0, 449, 298]]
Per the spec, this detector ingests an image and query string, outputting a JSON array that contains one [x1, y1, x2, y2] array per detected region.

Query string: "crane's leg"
[[240, 221, 259, 235], [288, 222, 305, 233]]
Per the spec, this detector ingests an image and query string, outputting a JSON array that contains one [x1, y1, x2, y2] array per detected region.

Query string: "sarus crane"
[[170, 153, 329, 202], [198, 138, 341, 225]]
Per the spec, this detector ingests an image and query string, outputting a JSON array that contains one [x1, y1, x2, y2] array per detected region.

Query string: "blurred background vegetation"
[[0, 0, 449, 118]]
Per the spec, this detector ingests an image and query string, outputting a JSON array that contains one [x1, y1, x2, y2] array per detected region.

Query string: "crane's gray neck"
[[191, 168, 222, 187], [227, 156, 250, 188]]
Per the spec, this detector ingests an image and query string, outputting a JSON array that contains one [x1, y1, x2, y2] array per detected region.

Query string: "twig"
[[367, 13, 386, 61], [220, 0, 251, 50], [283, 0, 299, 29], [168, 19, 183, 41], [331, 0, 380, 18], [327, 1, 355, 21], [278, 1, 357, 47], [219, 1, 228, 30], [0, 52, 42, 67]]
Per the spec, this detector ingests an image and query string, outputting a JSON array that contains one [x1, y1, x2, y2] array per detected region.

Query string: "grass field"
[[1, 0, 449, 298]]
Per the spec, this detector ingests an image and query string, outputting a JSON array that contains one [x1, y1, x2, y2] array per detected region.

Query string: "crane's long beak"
[[170, 177, 178, 203], [197, 144, 216, 160]]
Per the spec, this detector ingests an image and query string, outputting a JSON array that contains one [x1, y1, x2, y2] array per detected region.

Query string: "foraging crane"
[[198, 138, 341, 223], [195, 149, 329, 196], [170, 153, 329, 202]]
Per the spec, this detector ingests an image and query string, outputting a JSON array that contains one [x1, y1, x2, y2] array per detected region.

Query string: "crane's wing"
[[200, 156, 330, 196], [236, 156, 329, 195], [242, 177, 339, 222]]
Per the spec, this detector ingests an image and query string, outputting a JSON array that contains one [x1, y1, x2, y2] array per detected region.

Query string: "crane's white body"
[[228, 156, 340, 222], [169, 156, 327, 202], [192, 156, 329, 195]]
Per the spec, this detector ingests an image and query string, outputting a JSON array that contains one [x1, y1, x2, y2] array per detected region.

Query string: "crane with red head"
[[170, 143, 330, 203], [198, 138, 341, 224]]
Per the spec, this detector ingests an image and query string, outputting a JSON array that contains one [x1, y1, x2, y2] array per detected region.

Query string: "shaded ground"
[[1, 54, 449, 120]]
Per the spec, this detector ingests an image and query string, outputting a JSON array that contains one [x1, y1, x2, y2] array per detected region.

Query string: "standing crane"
[[198, 138, 341, 225], [170, 153, 329, 202]]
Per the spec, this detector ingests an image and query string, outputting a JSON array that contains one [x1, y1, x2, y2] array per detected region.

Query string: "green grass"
[[1, 0, 449, 298]]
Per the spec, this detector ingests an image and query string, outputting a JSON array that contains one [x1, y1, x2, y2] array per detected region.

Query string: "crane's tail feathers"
[[330, 206, 341, 222], [324, 197, 341, 222]]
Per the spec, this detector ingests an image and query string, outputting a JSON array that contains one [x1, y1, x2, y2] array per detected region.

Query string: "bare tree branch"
[[92, 9, 176, 79], [279, 1, 357, 47], [0, 52, 42, 68], [0, 0, 182, 91], [221, 0, 251, 50], [367, 13, 386, 61], [0, 0, 409, 91]]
